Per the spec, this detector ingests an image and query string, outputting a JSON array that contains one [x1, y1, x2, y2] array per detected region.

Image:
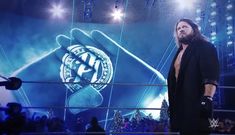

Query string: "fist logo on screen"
[[60, 45, 113, 92], [55, 28, 117, 114]]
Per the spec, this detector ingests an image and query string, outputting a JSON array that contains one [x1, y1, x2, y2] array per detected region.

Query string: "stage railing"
[[1, 81, 235, 134]]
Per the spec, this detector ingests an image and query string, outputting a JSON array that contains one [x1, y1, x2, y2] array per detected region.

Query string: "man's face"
[[176, 21, 194, 44]]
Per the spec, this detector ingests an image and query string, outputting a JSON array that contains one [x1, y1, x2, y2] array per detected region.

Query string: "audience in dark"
[[0, 103, 234, 134], [0, 103, 26, 135], [85, 117, 105, 135]]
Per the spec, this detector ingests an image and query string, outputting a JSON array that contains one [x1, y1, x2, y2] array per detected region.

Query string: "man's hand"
[[200, 96, 213, 118]]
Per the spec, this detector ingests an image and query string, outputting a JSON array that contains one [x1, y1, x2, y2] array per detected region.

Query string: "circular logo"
[[60, 45, 113, 92]]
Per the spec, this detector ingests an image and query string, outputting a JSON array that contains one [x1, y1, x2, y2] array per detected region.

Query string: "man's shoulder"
[[197, 40, 215, 49]]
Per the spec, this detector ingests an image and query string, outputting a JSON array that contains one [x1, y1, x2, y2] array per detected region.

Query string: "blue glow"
[[211, 2, 216, 8], [144, 92, 168, 119], [227, 4, 233, 10], [226, 16, 233, 21], [176, 0, 196, 10], [211, 36, 216, 40], [4, 1, 232, 129], [227, 41, 233, 46], [227, 25, 233, 30], [210, 22, 216, 26], [227, 30, 233, 35], [196, 9, 201, 13], [211, 11, 217, 16], [211, 32, 216, 36], [198, 26, 202, 31], [195, 17, 201, 22]]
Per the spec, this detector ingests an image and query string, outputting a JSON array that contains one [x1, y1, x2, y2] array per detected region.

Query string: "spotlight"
[[211, 2, 216, 8], [210, 22, 216, 26], [111, 9, 124, 21], [49, 3, 66, 18], [195, 17, 201, 22], [211, 36, 216, 41], [198, 26, 202, 31], [226, 16, 233, 21], [228, 53, 233, 57], [211, 32, 216, 36], [227, 41, 233, 45], [210, 11, 217, 16], [227, 25, 233, 30], [196, 9, 201, 13], [227, 30, 233, 35], [227, 4, 233, 10]]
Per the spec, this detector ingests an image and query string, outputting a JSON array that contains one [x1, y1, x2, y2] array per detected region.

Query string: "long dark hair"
[[174, 18, 208, 48]]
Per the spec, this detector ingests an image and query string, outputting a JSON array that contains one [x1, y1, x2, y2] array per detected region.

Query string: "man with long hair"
[[167, 18, 220, 134]]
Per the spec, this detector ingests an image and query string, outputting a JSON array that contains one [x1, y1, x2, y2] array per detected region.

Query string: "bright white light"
[[198, 26, 202, 31], [227, 4, 233, 10], [210, 22, 216, 26], [211, 32, 216, 36], [227, 25, 233, 30], [195, 17, 201, 22], [49, 4, 66, 18], [226, 16, 233, 21], [211, 36, 216, 40], [227, 30, 233, 35], [111, 9, 124, 21], [196, 9, 201, 13], [228, 53, 233, 56], [227, 41, 233, 45], [176, 0, 196, 10], [211, 2, 216, 8], [210, 11, 217, 16], [143, 92, 168, 120]]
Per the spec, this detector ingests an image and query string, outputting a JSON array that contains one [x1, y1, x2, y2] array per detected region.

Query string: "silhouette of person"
[[85, 117, 105, 135], [167, 18, 220, 134]]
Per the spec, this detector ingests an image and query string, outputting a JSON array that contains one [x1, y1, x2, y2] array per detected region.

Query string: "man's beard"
[[178, 34, 194, 45]]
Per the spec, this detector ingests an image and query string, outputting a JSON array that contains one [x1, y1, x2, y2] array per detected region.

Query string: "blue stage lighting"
[[198, 26, 202, 31], [211, 11, 217, 16], [211, 36, 216, 41], [210, 22, 216, 26], [176, 0, 196, 10], [195, 17, 201, 22], [227, 41, 233, 46], [226, 16, 233, 21], [227, 4, 233, 10], [227, 30, 233, 35], [211, 2, 216, 8], [196, 9, 201, 13], [227, 25, 233, 30], [211, 32, 216, 36]]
